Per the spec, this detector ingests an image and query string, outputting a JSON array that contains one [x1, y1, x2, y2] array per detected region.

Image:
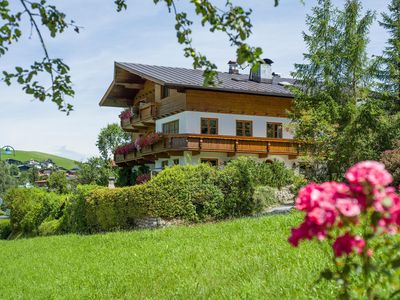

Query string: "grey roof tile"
[[117, 62, 294, 98]]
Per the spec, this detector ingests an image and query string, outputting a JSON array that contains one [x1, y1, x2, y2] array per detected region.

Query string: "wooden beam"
[[258, 153, 269, 158], [156, 152, 170, 159], [115, 82, 145, 90], [191, 151, 200, 156], [288, 155, 298, 160], [227, 152, 236, 157], [142, 120, 155, 126], [168, 151, 184, 157]]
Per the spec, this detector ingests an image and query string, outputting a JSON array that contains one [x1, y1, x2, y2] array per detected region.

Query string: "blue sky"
[[0, 0, 389, 161]]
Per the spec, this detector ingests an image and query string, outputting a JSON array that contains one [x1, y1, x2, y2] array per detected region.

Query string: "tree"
[[0, 161, 16, 195], [96, 123, 130, 161], [377, 0, 400, 111], [77, 157, 114, 186], [1, 0, 289, 112], [292, 0, 381, 180], [47, 171, 68, 194]]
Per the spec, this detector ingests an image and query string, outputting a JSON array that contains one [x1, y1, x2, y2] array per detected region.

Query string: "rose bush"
[[289, 161, 400, 299]]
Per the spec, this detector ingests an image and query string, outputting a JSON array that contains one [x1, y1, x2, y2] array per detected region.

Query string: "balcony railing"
[[131, 103, 157, 126], [115, 134, 301, 164]]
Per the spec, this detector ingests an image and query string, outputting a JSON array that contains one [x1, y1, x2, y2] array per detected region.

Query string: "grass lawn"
[[0, 213, 336, 299], [1, 150, 78, 170]]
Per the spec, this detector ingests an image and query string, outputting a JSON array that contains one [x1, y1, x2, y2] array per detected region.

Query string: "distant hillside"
[[1, 150, 79, 170]]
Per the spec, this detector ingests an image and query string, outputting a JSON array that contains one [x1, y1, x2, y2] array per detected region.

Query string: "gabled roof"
[[117, 62, 294, 97]]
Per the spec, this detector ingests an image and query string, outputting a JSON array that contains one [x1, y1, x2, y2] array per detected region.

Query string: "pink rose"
[[346, 161, 392, 188], [333, 233, 365, 257], [336, 198, 361, 217]]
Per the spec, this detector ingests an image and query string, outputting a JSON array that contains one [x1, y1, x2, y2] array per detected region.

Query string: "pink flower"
[[288, 219, 327, 247], [346, 161, 392, 188], [119, 109, 132, 120], [336, 198, 361, 217], [332, 233, 365, 257], [295, 182, 349, 212]]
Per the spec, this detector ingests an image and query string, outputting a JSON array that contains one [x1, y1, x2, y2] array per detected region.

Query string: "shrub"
[[0, 219, 11, 240], [4, 188, 65, 237], [217, 157, 303, 217], [38, 219, 62, 236], [217, 158, 256, 217], [0, 209, 4, 216], [380, 142, 400, 187], [253, 186, 280, 210], [62, 185, 99, 233]]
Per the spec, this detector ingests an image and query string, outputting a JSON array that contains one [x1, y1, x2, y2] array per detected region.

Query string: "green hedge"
[[0, 219, 11, 240], [83, 164, 222, 232], [4, 188, 66, 237], [3, 158, 304, 238], [62, 185, 99, 233]]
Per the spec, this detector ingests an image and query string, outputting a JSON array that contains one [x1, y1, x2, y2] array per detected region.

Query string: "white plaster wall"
[[154, 151, 297, 170], [156, 111, 293, 139]]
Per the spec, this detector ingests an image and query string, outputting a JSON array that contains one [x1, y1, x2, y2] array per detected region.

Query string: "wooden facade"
[[186, 90, 292, 117]]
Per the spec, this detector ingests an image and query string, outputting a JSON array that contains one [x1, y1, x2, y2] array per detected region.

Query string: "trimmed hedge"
[[83, 164, 221, 232], [62, 185, 99, 233], [4, 157, 304, 238]]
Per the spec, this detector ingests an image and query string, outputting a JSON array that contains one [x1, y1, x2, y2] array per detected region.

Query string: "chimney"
[[228, 60, 239, 74], [249, 58, 274, 83]]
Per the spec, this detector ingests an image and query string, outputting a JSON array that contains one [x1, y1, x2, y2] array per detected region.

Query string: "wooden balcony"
[[115, 134, 301, 165], [120, 118, 135, 132], [131, 103, 158, 129]]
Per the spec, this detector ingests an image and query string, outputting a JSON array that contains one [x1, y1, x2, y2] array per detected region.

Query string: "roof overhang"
[[99, 63, 148, 107]]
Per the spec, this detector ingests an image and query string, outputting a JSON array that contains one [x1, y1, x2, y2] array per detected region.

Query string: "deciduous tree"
[[96, 123, 130, 161]]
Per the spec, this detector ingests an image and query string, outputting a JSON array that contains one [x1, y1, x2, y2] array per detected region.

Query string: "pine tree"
[[291, 0, 383, 180], [378, 0, 400, 110], [338, 0, 374, 101], [293, 0, 340, 95]]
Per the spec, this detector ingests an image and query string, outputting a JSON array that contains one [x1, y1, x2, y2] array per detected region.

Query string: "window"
[[173, 159, 180, 165], [201, 118, 218, 135], [161, 160, 169, 169], [201, 158, 218, 166], [162, 120, 179, 134], [162, 86, 170, 98], [267, 122, 283, 138], [236, 120, 253, 137]]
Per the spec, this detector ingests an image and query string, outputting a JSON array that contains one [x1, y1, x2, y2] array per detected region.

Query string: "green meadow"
[[0, 213, 335, 299]]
